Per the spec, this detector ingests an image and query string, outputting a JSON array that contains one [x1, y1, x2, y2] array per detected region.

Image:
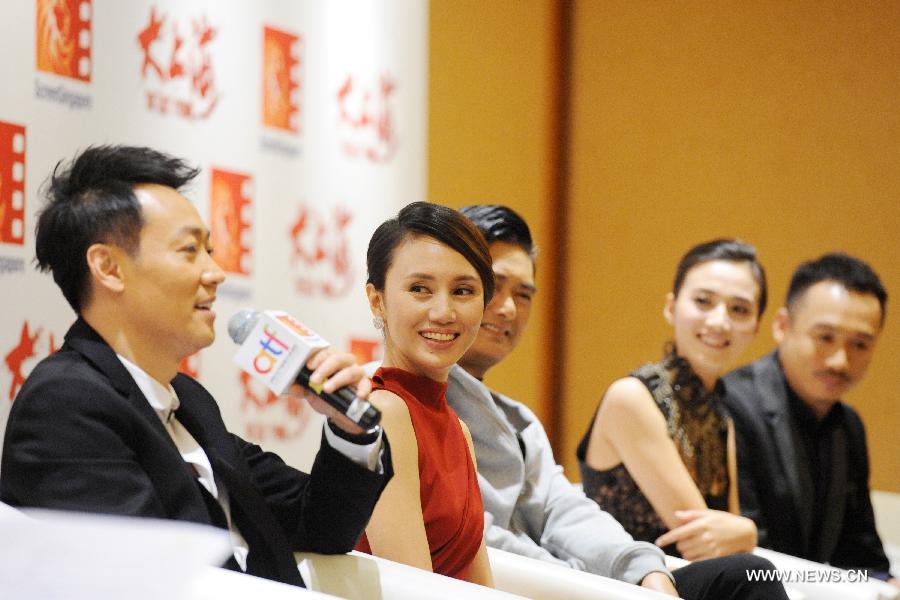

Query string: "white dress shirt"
[[118, 355, 250, 570]]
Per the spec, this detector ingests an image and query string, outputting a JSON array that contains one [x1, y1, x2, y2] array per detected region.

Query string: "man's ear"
[[85, 243, 126, 294], [772, 307, 790, 344], [366, 282, 384, 319], [663, 292, 676, 326]]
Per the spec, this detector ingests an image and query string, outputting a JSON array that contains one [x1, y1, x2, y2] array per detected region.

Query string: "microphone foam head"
[[228, 309, 260, 344]]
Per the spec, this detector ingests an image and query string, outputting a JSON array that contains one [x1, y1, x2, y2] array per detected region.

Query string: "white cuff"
[[323, 422, 384, 473]]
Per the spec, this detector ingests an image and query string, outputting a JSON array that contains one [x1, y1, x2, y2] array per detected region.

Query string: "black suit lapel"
[[208, 454, 304, 586], [756, 354, 814, 551], [64, 319, 215, 526], [64, 319, 137, 396], [818, 427, 848, 562], [65, 319, 177, 438], [173, 383, 304, 587], [66, 322, 303, 587]]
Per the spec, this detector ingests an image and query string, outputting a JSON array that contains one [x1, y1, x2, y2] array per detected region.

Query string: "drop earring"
[[373, 316, 384, 330]]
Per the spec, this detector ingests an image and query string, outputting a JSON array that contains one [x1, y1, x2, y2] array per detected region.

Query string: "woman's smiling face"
[[368, 234, 485, 382], [665, 259, 761, 389]]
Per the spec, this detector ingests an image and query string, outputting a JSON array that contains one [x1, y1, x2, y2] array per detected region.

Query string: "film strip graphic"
[[210, 168, 254, 275], [262, 26, 302, 133], [0, 121, 26, 246], [36, 0, 93, 82]]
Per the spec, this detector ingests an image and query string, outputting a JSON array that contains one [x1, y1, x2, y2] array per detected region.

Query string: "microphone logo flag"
[[233, 310, 328, 395]]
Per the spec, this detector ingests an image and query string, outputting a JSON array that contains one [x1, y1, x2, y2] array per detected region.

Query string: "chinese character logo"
[[239, 371, 313, 442], [349, 338, 381, 366], [0, 122, 26, 246], [337, 73, 398, 163], [178, 352, 200, 379], [210, 168, 253, 275], [289, 204, 354, 297], [36, 0, 92, 82], [137, 6, 220, 119], [4, 321, 59, 401], [262, 26, 301, 133]]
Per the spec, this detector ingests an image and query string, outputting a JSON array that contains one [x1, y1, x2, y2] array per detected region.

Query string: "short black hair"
[[673, 238, 768, 317], [35, 145, 201, 313], [458, 204, 536, 260], [786, 252, 887, 324], [367, 201, 494, 305]]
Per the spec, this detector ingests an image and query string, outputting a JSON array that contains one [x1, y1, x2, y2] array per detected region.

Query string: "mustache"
[[816, 370, 851, 383]]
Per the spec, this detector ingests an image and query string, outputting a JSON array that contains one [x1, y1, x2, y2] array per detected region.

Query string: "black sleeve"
[[0, 367, 166, 517], [235, 429, 392, 554], [722, 375, 773, 547], [828, 412, 891, 575], [730, 405, 772, 547]]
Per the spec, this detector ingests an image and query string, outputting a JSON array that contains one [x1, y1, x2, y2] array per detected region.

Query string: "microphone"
[[228, 309, 381, 431]]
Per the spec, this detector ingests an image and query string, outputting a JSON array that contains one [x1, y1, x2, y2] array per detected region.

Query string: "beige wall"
[[430, 1, 900, 492]]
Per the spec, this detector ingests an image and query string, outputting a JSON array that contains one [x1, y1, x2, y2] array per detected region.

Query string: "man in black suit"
[[0, 145, 392, 587], [724, 253, 896, 584]]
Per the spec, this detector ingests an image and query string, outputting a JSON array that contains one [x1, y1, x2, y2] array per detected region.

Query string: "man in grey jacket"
[[448, 205, 786, 599]]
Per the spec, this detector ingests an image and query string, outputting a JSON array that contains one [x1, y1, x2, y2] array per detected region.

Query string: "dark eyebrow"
[[404, 273, 479, 283], [694, 288, 754, 303], [405, 273, 435, 281], [494, 272, 537, 294], [174, 226, 210, 242], [809, 323, 876, 342]]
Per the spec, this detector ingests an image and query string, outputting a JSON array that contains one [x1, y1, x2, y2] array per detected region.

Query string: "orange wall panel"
[[429, 0, 899, 493], [562, 0, 900, 492], [429, 0, 559, 424]]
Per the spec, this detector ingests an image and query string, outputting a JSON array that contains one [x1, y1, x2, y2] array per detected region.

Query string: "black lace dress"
[[576, 353, 730, 551]]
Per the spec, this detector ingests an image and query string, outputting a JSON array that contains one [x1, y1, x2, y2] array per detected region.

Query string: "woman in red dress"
[[356, 201, 494, 586]]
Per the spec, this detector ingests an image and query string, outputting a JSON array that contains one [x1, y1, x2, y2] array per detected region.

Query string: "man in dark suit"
[[724, 253, 896, 584], [0, 145, 392, 587]]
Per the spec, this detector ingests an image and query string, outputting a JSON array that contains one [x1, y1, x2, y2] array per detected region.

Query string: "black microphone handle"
[[295, 366, 382, 431]]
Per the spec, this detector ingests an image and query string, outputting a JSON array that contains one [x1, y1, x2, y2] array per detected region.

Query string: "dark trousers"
[[673, 554, 789, 600]]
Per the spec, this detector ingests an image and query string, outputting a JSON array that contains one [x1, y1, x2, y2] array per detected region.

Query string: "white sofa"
[[297, 548, 681, 599]]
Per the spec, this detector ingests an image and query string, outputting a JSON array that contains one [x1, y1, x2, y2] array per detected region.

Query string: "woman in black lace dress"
[[578, 239, 765, 561]]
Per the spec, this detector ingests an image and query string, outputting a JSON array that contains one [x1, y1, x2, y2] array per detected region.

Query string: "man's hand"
[[655, 509, 757, 561], [639, 571, 679, 596], [286, 349, 372, 435]]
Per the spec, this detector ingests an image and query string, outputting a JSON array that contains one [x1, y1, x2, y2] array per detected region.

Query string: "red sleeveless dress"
[[356, 367, 484, 579]]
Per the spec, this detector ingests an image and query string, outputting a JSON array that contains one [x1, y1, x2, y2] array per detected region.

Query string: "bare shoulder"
[[457, 418, 478, 468], [594, 375, 671, 445], [369, 389, 417, 450], [369, 389, 410, 417], [597, 376, 657, 420], [458, 417, 473, 442]]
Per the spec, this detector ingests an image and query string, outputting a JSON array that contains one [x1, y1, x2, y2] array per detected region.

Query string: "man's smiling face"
[[458, 241, 536, 379]]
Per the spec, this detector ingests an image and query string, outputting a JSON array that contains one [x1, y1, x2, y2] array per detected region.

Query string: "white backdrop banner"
[[0, 0, 427, 470]]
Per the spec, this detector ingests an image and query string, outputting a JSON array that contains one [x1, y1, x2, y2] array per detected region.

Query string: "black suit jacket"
[[0, 318, 392, 586], [723, 352, 889, 574]]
